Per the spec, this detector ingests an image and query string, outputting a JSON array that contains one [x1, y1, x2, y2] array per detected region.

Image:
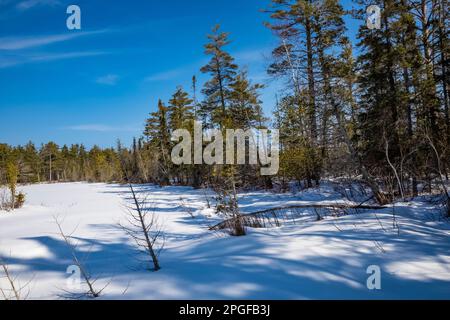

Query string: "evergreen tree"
[[6, 161, 19, 209], [199, 25, 238, 128], [168, 86, 195, 185], [144, 99, 171, 185], [23, 142, 41, 183], [168, 86, 194, 130], [40, 142, 59, 182], [228, 71, 266, 129]]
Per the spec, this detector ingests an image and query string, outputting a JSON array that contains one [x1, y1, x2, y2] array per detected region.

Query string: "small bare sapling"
[[0, 257, 32, 300], [55, 217, 105, 298], [120, 184, 163, 271]]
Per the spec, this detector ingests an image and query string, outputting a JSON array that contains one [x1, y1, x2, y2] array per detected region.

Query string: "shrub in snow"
[[14, 192, 25, 209], [0, 188, 25, 211], [6, 162, 19, 210]]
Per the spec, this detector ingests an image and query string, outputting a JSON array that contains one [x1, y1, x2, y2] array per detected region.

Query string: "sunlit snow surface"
[[1, 182, 449, 299]]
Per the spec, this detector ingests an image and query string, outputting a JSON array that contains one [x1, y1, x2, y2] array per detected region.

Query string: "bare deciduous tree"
[[120, 184, 163, 271], [54, 217, 104, 298], [0, 257, 32, 300], [385, 134, 405, 201], [425, 133, 450, 217]]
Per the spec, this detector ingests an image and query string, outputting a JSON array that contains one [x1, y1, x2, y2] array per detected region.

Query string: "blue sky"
[[0, 0, 362, 148]]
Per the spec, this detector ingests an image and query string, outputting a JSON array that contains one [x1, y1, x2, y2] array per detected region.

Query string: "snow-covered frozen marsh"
[[1, 182, 449, 300]]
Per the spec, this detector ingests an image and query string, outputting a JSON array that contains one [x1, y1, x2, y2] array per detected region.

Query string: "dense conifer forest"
[[1, 0, 450, 301], [1, 0, 449, 206]]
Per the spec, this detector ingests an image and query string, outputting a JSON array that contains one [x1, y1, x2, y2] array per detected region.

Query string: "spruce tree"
[[168, 86, 194, 130], [228, 71, 266, 129], [144, 99, 171, 185], [200, 25, 238, 128], [6, 161, 18, 209]]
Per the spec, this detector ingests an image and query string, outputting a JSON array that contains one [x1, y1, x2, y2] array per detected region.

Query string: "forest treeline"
[[1, 0, 449, 205]]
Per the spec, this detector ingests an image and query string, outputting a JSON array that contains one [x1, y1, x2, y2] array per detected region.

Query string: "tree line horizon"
[[1, 0, 449, 207]]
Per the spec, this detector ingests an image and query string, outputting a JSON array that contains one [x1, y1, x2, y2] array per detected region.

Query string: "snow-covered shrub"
[[14, 192, 25, 209], [0, 188, 25, 211], [228, 216, 246, 236], [212, 188, 246, 236]]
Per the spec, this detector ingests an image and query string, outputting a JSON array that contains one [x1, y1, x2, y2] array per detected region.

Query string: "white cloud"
[[0, 29, 111, 69], [0, 30, 107, 50], [96, 74, 120, 86], [0, 51, 108, 68], [144, 69, 183, 82], [16, 0, 61, 11]]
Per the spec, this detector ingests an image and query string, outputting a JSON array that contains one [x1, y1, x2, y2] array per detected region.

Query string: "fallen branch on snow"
[[209, 203, 387, 231]]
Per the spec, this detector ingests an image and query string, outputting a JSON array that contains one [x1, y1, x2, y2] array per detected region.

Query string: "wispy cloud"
[[16, 0, 61, 11], [96, 74, 120, 86], [64, 124, 137, 133], [144, 69, 184, 82], [0, 0, 13, 7], [0, 30, 107, 50], [0, 29, 112, 69], [0, 51, 108, 68]]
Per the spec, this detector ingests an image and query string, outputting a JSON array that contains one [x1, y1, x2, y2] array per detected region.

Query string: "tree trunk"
[[305, 13, 317, 142]]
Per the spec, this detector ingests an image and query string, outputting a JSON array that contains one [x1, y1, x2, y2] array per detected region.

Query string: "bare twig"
[[0, 257, 32, 300], [120, 184, 163, 271], [0, 260, 20, 300], [209, 204, 386, 231], [179, 197, 195, 218], [210, 203, 386, 231], [385, 135, 405, 201], [54, 216, 102, 298]]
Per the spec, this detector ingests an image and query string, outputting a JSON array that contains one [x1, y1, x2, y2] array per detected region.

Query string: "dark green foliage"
[[2, 1, 449, 206], [14, 192, 25, 209], [199, 25, 238, 128], [264, 0, 449, 201], [0, 143, 123, 186]]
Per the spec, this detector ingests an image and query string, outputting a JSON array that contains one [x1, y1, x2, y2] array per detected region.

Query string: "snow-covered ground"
[[0, 182, 449, 300]]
